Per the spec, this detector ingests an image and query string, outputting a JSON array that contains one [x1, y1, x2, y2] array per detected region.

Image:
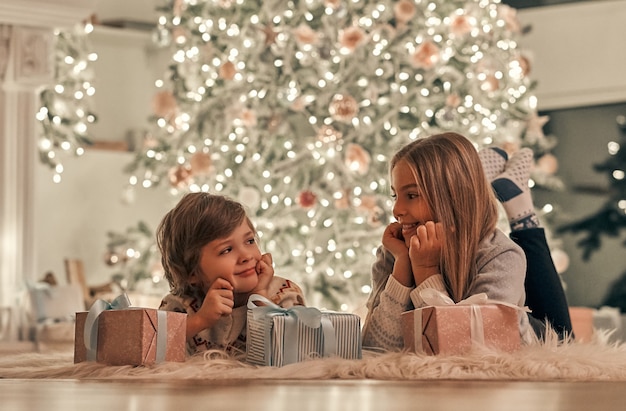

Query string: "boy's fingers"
[[262, 253, 273, 266], [211, 277, 233, 290]]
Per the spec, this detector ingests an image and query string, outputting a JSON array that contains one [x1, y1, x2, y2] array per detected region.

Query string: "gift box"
[[569, 306, 623, 343], [401, 291, 521, 355], [246, 295, 362, 366], [74, 296, 187, 365], [568, 306, 594, 343]]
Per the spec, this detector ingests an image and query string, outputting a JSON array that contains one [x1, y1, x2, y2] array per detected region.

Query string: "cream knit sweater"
[[362, 229, 532, 351]]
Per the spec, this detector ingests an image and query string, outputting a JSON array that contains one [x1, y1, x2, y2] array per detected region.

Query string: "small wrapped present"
[[569, 306, 594, 342], [74, 294, 187, 365], [570, 306, 623, 343], [401, 289, 522, 355], [246, 294, 362, 366]]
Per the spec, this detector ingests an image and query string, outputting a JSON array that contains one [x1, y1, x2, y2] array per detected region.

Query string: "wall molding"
[[0, 0, 93, 29]]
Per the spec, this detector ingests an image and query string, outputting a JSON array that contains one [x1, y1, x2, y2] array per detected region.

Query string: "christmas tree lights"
[[559, 115, 626, 260], [121, 0, 563, 310], [37, 22, 98, 183]]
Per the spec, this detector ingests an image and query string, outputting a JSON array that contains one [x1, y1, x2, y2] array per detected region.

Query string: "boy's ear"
[[189, 270, 199, 286]]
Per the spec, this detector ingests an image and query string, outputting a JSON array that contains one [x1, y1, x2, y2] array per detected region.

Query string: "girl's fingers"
[[435, 222, 445, 241], [410, 234, 420, 249], [417, 221, 444, 243]]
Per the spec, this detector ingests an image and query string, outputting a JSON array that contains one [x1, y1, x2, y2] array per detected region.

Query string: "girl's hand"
[[409, 221, 444, 285], [383, 222, 414, 287], [251, 253, 274, 297], [382, 222, 409, 259]]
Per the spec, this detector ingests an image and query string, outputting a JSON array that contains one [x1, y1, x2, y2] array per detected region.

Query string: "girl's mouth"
[[401, 222, 419, 238]]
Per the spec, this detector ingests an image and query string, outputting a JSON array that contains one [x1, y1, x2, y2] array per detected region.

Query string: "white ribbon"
[[412, 289, 528, 353]]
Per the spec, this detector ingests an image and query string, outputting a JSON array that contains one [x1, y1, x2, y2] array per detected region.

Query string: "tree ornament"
[[329, 94, 359, 123], [168, 165, 193, 188], [298, 190, 317, 209], [189, 152, 214, 176]]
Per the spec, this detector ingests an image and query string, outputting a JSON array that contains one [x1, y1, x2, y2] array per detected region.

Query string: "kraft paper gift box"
[[246, 295, 362, 366], [401, 290, 521, 356], [74, 294, 187, 365]]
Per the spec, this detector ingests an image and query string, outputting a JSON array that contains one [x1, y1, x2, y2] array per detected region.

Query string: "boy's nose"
[[238, 252, 254, 264]]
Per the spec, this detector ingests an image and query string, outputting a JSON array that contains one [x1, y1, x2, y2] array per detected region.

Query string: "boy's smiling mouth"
[[236, 267, 256, 277]]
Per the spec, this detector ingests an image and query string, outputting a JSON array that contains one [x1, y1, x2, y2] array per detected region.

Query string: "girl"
[[362, 132, 572, 351], [157, 193, 305, 356]]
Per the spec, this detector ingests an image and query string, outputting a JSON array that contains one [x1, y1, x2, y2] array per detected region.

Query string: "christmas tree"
[[558, 115, 626, 260], [110, 0, 562, 311], [37, 22, 98, 183]]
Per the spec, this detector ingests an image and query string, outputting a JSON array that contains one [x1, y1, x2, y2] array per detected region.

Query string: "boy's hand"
[[409, 221, 444, 284], [251, 253, 274, 296], [186, 278, 234, 339], [197, 278, 234, 326]]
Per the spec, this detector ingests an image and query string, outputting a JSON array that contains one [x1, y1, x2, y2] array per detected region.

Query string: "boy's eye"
[[390, 193, 397, 200], [246, 238, 256, 245]]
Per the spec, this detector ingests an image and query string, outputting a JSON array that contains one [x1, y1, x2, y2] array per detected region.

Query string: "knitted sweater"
[[160, 276, 305, 356], [362, 228, 532, 351]]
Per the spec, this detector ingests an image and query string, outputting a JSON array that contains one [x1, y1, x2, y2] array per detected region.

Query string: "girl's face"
[[192, 219, 262, 294], [391, 159, 435, 241]]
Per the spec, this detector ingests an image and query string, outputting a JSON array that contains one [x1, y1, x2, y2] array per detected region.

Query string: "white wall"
[[34, 151, 175, 285], [33, 24, 174, 285], [518, 0, 626, 110]]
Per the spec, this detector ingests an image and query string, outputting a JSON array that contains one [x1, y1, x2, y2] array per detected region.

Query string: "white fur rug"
[[2, 331, 626, 381]]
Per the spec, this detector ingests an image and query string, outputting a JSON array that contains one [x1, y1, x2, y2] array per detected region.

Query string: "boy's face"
[[193, 219, 262, 294], [391, 159, 435, 245]]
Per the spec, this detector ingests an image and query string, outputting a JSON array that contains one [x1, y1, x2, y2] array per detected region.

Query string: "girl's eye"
[[246, 238, 256, 245], [219, 247, 232, 255], [408, 193, 420, 199], [390, 193, 397, 200]]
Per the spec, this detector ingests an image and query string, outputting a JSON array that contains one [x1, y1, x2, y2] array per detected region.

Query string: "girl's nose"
[[392, 201, 404, 220]]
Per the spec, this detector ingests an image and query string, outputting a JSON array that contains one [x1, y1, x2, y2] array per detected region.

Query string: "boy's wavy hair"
[[390, 132, 499, 302], [156, 192, 253, 296]]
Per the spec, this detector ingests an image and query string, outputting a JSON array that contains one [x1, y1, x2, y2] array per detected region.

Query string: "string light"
[[37, 23, 97, 181], [114, 0, 560, 310]]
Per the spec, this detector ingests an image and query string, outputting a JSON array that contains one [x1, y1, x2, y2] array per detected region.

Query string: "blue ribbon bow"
[[247, 294, 336, 365], [84, 294, 132, 361]]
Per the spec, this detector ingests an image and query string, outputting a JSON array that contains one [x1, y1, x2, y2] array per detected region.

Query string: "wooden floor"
[[1, 379, 625, 410]]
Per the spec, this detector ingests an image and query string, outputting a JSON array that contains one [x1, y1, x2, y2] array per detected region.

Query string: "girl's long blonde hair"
[[390, 132, 499, 302]]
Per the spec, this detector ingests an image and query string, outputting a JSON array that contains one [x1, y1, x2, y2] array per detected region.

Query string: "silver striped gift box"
[[246, 309, 362, 367]]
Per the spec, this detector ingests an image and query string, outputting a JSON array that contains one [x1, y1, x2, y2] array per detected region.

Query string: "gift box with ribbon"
[[246, 294, 362, 366], [569, 306, 624, 343], [74, 294, 187, 365], [401, 289, 522, 355]]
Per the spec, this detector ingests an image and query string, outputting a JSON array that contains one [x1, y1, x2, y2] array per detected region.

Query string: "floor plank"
[[1, 379, 625, 411]]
